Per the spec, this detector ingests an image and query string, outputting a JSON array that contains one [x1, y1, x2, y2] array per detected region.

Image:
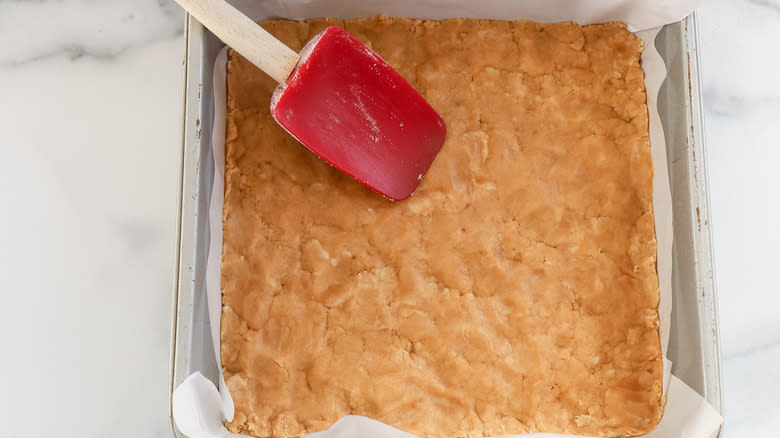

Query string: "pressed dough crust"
[[221, 15, 663, 438]]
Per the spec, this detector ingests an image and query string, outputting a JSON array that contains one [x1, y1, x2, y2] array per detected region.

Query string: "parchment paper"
[[172, 1, 722, 437]]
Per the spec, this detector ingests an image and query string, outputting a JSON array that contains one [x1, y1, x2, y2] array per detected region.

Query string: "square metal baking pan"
[[168, 11, 723, 437]]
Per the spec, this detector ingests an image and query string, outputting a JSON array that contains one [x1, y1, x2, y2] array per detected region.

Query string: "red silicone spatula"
[[176, 0, 447, 200]]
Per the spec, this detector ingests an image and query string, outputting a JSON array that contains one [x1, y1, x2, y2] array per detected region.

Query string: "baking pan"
[[168, 11, 723, 437]]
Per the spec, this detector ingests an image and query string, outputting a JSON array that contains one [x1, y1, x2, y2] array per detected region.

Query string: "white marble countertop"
[[0, 0, 776, 436]]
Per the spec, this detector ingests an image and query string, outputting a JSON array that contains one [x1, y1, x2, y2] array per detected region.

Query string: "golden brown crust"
[[221, 15, 663, 438]]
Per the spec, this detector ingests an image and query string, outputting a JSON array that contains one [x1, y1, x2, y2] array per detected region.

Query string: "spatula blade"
[[270, 26, 447, 200]]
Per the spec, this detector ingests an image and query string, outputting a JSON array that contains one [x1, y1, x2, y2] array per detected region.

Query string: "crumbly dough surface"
[[221, 15, 663, 438]]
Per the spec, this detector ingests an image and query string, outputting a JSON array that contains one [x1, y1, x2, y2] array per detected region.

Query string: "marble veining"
[[697, 0, 780, 435], [747, 0, 780, 15], [0, 0, 183, 67], [704, 90, 780, 118], [699, 0, 780, 363], [0, 0, 778, 437], [0, 1, 185, 437]]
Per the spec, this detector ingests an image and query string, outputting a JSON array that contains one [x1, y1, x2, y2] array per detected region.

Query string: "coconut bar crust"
[[221, 15, 663, 438]]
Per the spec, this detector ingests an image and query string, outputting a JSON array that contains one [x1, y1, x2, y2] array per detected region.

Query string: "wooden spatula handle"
[[175, 0, 300, 83]]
